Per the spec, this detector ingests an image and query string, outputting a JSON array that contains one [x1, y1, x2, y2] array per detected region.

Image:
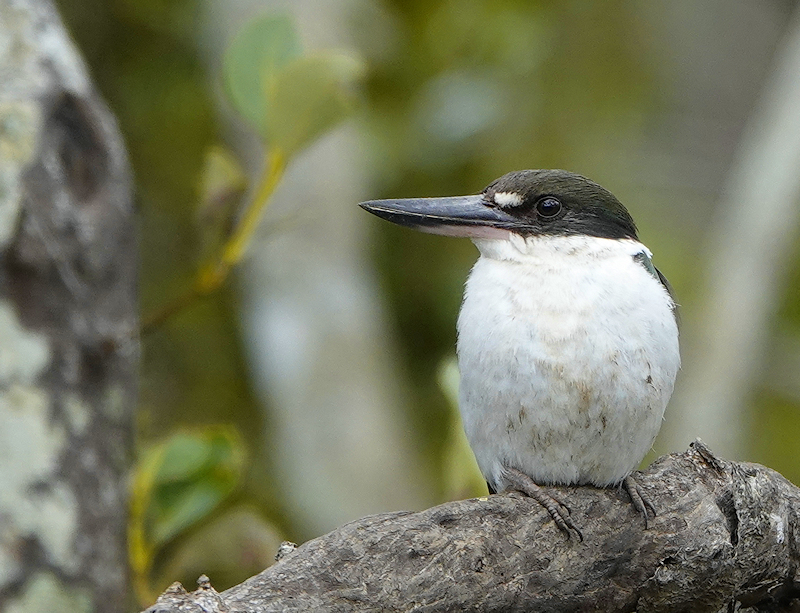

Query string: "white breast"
[[456, 234, 680, 491]]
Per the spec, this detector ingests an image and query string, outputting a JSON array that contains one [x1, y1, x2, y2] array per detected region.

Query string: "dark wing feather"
[[633, 251, 679, 325]]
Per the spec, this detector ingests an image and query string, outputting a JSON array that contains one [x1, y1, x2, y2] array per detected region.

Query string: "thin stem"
[[223, 149, 286, 268], [140, 149, 287, 336]]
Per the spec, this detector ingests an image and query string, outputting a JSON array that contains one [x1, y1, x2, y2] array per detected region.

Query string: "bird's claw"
[[623, 474, 656, 528], [504, 466, 583, 540]]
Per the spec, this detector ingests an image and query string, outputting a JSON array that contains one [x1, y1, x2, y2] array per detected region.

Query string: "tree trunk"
[[0, 0, 136, 611], [143, 442, 800, 613]]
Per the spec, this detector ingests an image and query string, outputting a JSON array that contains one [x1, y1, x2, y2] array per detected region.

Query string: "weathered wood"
[[143, 442, 800, 613], [0, 0, 136, 610]]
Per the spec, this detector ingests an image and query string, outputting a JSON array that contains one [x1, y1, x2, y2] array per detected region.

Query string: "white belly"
[[456, 234, 680, 491]]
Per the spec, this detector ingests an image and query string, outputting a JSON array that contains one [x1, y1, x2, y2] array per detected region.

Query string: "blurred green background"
[[54, 0, 800, 604]]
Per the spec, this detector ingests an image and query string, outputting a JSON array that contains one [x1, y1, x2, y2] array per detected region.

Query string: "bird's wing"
[[633, 251, 679, 324]]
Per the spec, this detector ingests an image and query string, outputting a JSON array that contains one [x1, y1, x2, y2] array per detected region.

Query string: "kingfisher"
[[360, 169, 680, 538]]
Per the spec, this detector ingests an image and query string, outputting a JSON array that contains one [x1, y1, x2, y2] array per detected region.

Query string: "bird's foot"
[[503, 466, 583, 540], [623, 474, 656, 528]]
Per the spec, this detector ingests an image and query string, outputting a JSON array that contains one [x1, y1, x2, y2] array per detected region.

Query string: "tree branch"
[[142, 441, 800, 612]]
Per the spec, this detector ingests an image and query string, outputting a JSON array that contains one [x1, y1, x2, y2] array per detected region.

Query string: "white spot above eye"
[[493, 191, 523, 208]]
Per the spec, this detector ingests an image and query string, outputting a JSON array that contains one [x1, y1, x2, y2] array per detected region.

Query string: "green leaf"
[[223, 12, 302, 135], [265, 53, 364, 157], [151, 479, 237, 546], [134, 427, 245, 550], [153, 432, 215, 484]]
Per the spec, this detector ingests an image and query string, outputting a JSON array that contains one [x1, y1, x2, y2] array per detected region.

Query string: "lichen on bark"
[[0, 0, 136, 611]]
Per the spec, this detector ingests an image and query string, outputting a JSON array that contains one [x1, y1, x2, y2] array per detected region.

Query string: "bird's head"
[[359, 169, 638, 241]]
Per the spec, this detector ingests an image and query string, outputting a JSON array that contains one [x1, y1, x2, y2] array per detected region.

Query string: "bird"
[[359, 169, 680, 538]]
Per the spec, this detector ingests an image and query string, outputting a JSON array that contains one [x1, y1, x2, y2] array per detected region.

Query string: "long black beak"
[[359, 195, 519, 239]]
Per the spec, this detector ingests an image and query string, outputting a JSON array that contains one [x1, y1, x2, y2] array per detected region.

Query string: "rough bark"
[[143, 442, 800, 613], [0, 0, 136, 611]]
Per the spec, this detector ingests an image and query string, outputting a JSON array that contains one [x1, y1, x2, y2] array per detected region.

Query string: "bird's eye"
[[536, 197, 562, 218]]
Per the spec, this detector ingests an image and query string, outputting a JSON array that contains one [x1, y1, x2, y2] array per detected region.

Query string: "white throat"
[[472, 233, 653, 263]]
